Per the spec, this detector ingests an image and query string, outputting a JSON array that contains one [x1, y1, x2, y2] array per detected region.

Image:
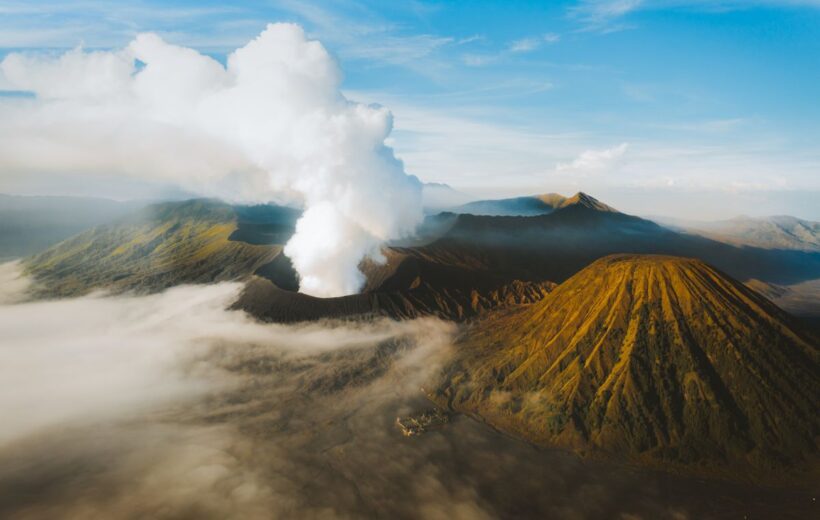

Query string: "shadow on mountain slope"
[[20, 195, 820, 321], [416, 201, 820, 286]]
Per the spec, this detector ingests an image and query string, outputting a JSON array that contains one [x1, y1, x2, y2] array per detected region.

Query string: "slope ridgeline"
[[435, 254, 820, 482]]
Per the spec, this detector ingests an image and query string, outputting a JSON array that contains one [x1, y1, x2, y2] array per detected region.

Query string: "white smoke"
[[0, 23, 423, 297]]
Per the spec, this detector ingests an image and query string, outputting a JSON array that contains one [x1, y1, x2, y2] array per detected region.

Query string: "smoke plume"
[[0, 23, 423, 297]]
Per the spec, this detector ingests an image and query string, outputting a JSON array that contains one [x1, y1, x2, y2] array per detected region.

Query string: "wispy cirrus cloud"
[[569, 0, 820, 33], [349, 81, 820, 212], [465, 32, 561, 66], [0, 1, 251, 49], [668, 0, 820, 9], [341, 33, 454, 64], [0, 0, 460, 71], [276, 0, 456, 73], [509, 37, 540, 53], [647, 118, 748, 134], [509, 33, 561, 53], [570, 0, 644, 33], [461, 53, 498, 67], [456, 34, 484, 45]]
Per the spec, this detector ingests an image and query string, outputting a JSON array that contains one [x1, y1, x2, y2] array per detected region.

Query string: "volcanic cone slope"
[[437, 254, 820, 480]]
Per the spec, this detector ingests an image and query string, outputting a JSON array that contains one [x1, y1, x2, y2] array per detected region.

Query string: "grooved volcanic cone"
[[437, 254, 820, 480]]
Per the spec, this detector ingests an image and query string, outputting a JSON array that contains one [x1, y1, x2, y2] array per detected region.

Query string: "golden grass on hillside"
[[435, 254, 820, 483]]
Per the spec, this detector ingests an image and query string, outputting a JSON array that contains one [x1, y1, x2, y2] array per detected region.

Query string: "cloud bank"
[[0, 270, 459, 518], [0, 274, 452, 447], [0, 23, 423, 297], [0, 266, 800, 518]]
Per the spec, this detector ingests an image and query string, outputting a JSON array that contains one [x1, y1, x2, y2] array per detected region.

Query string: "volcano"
[[436, 254, 820, 481]]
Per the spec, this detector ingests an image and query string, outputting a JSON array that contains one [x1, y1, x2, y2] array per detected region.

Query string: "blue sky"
[[1, 0, 819, 218]]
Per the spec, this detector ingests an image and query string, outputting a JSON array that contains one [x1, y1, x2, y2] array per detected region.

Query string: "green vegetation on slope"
[[24, 199, 281, 297]]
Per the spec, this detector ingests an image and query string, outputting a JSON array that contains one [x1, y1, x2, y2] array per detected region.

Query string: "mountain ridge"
[[434, 254, 820, 482], [416, 199, 820, 286], [22, 199, 291, 297], [649, 214, 820, 252], [451, 191, 617, 217], [19, 195, 820, 319], [21, 198, 556, 321]]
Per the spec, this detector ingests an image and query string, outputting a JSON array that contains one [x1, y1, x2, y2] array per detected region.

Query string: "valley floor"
[[0, 284, 814, 519]]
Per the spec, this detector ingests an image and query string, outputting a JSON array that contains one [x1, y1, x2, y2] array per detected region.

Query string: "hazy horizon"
[[2, 1, 819, 222], [2, 186, 819, 223]]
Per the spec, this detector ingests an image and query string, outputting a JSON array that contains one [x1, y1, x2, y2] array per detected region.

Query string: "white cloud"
[[341, 34, 454, 64], [556, 143, 630, 174], [463, 31, 561, 66], [462, 53, 499, 67], [0, 24, 423, 298], [508, 33, 560, 53], [570, 0, 644, 32], [348, 89, 820, 209], [456, 34, 484, 45], [0, 2, 251, 49], [509, 38, 540, 53], [570, 0, 820, 32], [0, 268, 456, 445], [0, 261, 30, 304], [277, 0, 455, 76], [0, 268, 468, 518], [345, 91, 583, 196], [0, 280, 244, 443]]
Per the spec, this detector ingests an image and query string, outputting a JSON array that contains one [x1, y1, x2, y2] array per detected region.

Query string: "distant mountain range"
[[23, 200, 292, 298], [20, 193, 820, 312], [0, 194, 145, 259], [421, 182, 472, 213], [651, 215, 820, 252], [416, 193, 820, 286], [450, 193, 820, 253], [450, 192, 616, 217], [434, 254, 819, 482]]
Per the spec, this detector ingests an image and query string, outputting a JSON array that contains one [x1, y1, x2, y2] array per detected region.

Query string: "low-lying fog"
[[0, 262, 811, 519]]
